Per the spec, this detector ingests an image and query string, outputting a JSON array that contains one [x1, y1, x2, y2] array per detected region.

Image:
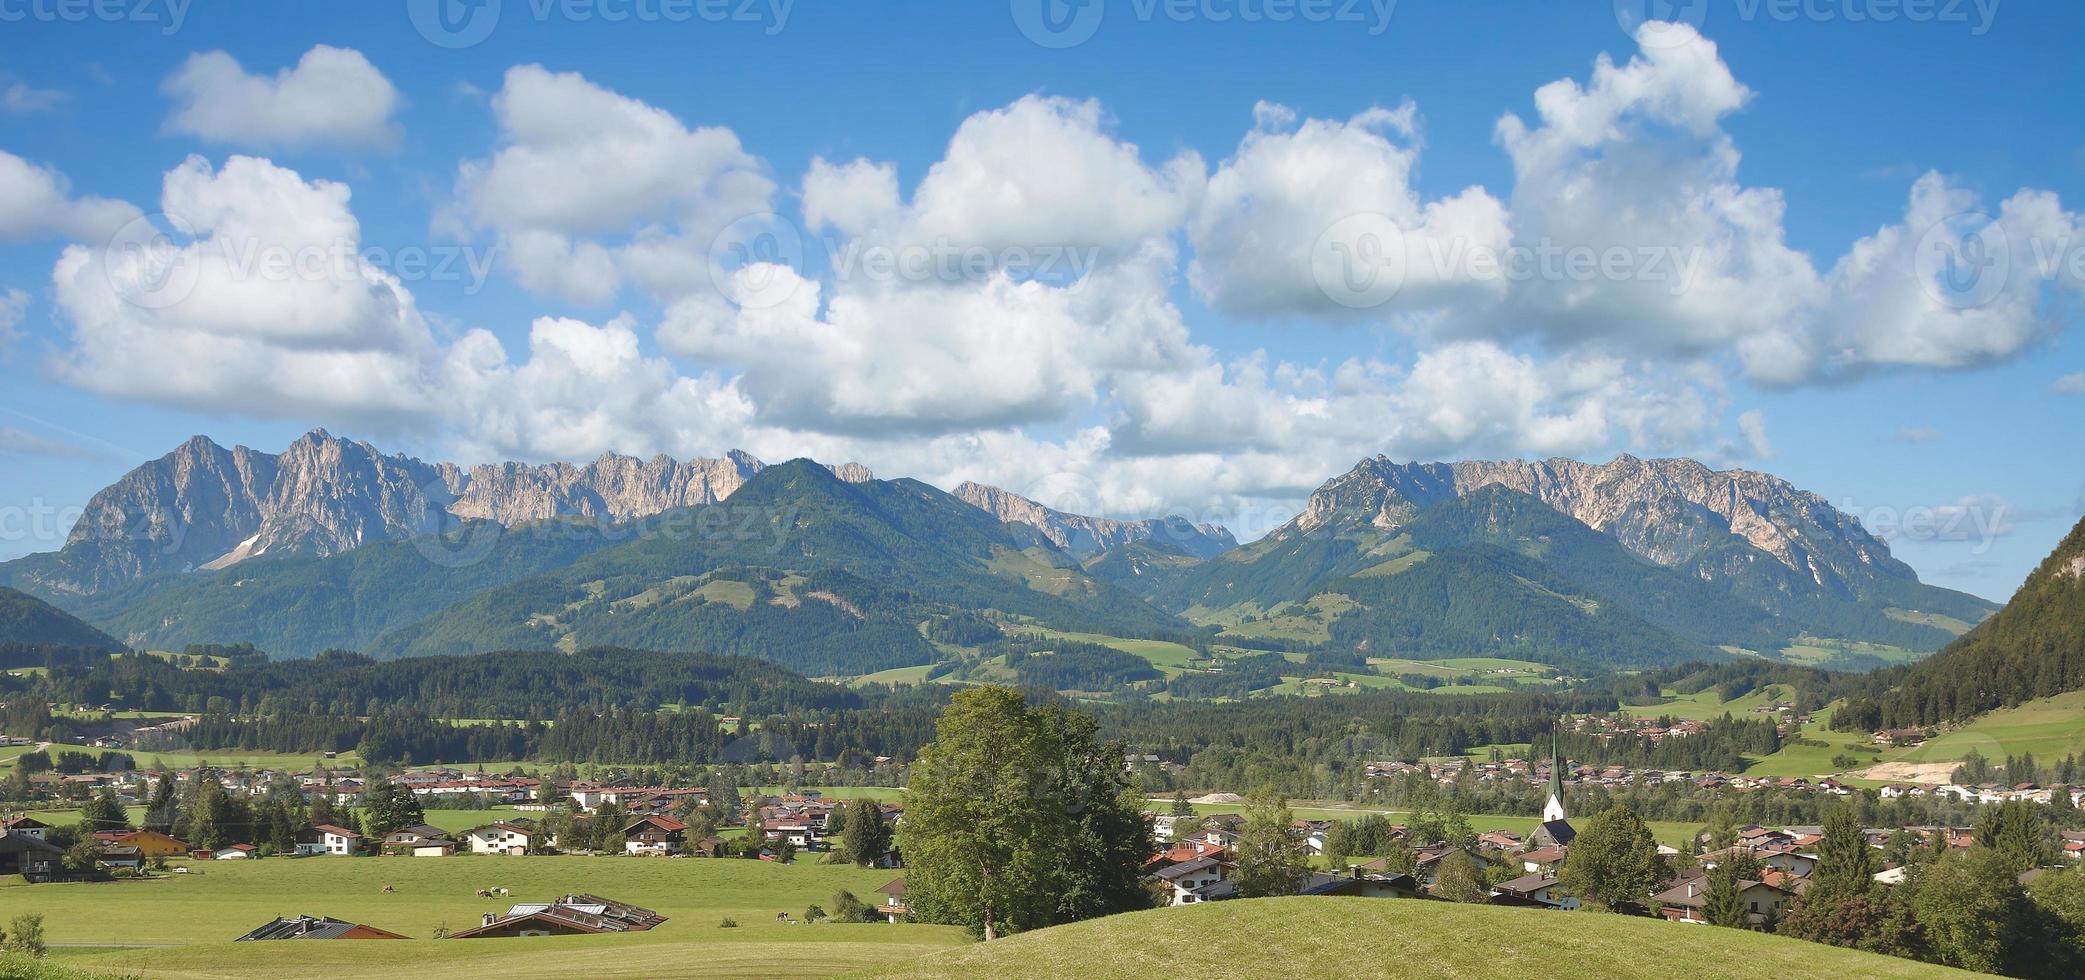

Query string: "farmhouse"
[[294, 824, 363, 856], [877, 877, 910, 923], [464, 821, 536, 855], [1653, 870, 1794, 926], [444, 894, 666, 939], [621, 814, 687, 856], [237, 915, 409, 941], [0, 814, 51, 840]]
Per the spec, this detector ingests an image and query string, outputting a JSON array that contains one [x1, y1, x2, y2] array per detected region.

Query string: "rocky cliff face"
[[10, 431, 871, 595], [1295, 455, 1915, 598], [953, 482, 1237, 560]]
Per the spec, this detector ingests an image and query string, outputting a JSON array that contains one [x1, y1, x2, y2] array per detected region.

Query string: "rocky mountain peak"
[[1297, 454, 1914, 597], [953, 482, 1237, 560]]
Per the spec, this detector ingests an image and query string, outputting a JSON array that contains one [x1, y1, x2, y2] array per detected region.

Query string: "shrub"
[[718, 918, 738, 928]]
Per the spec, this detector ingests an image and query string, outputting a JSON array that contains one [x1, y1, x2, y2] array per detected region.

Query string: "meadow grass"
[[1, 853, 957, 950], [859, 896, 1968, 979]]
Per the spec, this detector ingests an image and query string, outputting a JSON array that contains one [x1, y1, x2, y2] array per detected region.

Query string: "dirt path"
[[1850, 761, 1958, 784]]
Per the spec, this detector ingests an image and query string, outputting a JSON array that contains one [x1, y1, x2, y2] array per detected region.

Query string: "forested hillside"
[[1836, 516, 2085, 731]]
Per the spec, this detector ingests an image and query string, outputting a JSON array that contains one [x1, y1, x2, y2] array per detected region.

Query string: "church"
[[1529, 725, 1576, 851]]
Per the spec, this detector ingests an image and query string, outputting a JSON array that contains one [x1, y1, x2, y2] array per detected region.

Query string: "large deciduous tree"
[[897, 687, 1151, 940], [1233, 789, 1309, 898], [1557, 804, 1668, 913]]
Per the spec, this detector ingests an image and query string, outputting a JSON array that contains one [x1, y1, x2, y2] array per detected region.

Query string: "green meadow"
[[867, 897, 1967, 979], [9, 854, 964, 979]]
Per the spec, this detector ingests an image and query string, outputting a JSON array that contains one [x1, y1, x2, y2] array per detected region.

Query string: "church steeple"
[[1542, 721, 1568, 823]]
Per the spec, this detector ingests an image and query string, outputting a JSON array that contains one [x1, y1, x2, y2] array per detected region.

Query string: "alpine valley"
[[0, 431, 1994, 684]]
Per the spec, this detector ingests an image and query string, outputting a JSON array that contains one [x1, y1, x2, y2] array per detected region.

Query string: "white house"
[[465, 822, 535, 855], [293, 824, 361, 856]]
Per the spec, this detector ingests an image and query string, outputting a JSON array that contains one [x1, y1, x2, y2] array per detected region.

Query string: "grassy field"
[[0, 740, 363, 771], [864, 897, 1967, 979], [1892, 689, 2085, 764], [1617, 683, 1796, 722], [6, 854, 967, 959]]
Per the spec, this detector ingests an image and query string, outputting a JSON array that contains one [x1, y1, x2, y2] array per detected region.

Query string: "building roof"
[[236, 916, 408, 941], [1154, 856, 1225, 881], [444, 894, 665, 938], [1496, 873, 1560, 895]]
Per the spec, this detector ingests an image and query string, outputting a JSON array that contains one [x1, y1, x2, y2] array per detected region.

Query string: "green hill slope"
[[0, 585, 122, 650], [371, 461, 1189, 673], [1838, 515, 2085, 731], [860, 897, 1966, 979]]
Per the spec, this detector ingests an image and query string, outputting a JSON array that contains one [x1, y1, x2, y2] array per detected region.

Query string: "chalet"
[[445, 894, 666, 939], [294, 824, 362, 856], [0, 815, 51, 840], [1519, 846, 1569, 874], [380, 825, 456, 858], [1654, 872, 1792, 926], [622, 815, 687, 856], [1477, 831, 1524, 851], [237, 915, 408, 941], [877, 877, 909, 923], [1492, 873, 1578, 909], [1153, 855, 1233, 905], [96, 844, 143, 870], [216, 843, 259, 860], [464, 822, 535, 855]]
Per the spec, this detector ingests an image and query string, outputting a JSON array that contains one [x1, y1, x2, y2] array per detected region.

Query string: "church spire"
[[1542, 720, 1568, 823]]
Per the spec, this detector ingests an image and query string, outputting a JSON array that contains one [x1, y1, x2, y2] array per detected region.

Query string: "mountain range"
[[0, 432, 2000, 682]]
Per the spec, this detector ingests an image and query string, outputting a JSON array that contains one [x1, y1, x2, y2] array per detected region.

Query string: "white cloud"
[[1189, 101, 1510, 318], [0, 288, 27, 348], [162, 45, 401, 150], [1756, 174, 2085, 383], [0, 427, 97, 459], [439, 315, 757, 462], [1736, 409, 1774, 459], [450, 65, 775, 304], [1491, 23, 1823, 355], [51, 155, 437, 420], [2056, 372, 2085, 395], [2, 82, 67, 114], [0, 150, 142, 242], [1896, 425, 1943, 443]]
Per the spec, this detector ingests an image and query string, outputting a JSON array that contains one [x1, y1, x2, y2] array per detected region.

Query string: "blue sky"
[[0, 0, 2079, 601]]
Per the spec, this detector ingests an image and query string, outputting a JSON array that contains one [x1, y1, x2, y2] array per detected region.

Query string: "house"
[[877, 877, 909, 923], [216, 843, 259, 860], [380, 826, 457, 857], [444, 894, 666, 939], [1873, 729, 1928, 748], [0, 832, 64, 880], [0, 815, 51, 840], [464, 822, 536, 856], [101, 830, 188, 860], [1519, 846, 1568, 874], [622, 815, 687, 856], [1653, 872, 1792, 926], [1477, 831, 1523, 851], [96, 845, 143, 870], [237, 915, 409, 941], [1412, 846, 1488, 886], [294, 824, 362, 856], [1492, 873, 1578, 909], [1153, 856, 1233, 905]]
